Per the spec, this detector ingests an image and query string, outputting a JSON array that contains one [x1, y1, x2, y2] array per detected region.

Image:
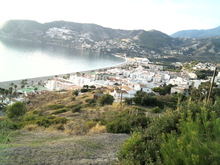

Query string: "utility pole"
[[207, 67, 217, 103], [120, 85, 123, 110]]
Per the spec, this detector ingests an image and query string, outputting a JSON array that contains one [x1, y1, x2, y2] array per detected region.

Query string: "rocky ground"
[[0, 131, 130, 165]]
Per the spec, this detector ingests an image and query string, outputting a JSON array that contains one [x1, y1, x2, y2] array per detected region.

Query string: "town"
[[0, 58, 219, 110]]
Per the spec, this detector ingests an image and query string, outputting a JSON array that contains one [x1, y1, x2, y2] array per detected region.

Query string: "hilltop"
[[1, 20, 220, 62], [171, 26, 220, 38]]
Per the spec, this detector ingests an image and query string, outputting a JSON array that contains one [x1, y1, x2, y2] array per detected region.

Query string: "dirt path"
[[0, 131, 130, 165]]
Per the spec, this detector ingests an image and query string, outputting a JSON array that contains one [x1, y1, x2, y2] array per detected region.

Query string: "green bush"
[[67, 104, 78, 109], [98, 94, 114, 106], [0, 119, 18, 130], [71, 97, 76, 101], [55, 124, 65, 130], [85, 98, 96, 104], [35, 116, 68, 127], [52, 108, 69, 115], [36, 117, 51, 127], [82, 95, 88, 98], [161, 109, 220, 165], [24, 113, 36, 121], [51, 117, 68, 124], [80, 89, 90, 93], [0, 119, 18, 143], [46, 104, 65, 110], [151, 106, 162, 113], [72, 90, 79, 96], [6, 102, 27, 120], [106, 109, 151, 134], [117, 132, 148, 165], [72, 105, 82, 113], [86, 120, 97, 129]]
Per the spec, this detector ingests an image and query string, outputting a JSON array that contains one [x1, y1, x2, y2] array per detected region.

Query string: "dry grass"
[[89, 123, 106, 134], [24, 88, 119, 135], [0, 116, 6, 120], [22, 124, 44, 132]]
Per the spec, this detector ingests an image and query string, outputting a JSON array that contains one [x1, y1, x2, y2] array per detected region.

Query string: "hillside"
[[0, 89, 130, 164], [1, 20, 220, 62], [171, 26, 220, 38], [0, 20, 177, 53]]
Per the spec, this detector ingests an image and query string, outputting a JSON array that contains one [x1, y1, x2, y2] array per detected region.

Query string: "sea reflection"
[[0, 38, 125, 82]]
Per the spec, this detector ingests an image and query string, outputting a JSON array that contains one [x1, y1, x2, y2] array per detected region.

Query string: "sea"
[[0, 38, 125, 82]]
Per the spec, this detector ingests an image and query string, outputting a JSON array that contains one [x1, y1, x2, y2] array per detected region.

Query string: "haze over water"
[[0, 38, 125, 82]]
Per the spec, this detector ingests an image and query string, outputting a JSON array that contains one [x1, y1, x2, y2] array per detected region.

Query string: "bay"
[[0, 38, 125, 82]]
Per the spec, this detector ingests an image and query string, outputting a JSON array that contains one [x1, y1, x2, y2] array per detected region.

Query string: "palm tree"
[[14, 84, 17, 91], [9, 83, 14, 88]]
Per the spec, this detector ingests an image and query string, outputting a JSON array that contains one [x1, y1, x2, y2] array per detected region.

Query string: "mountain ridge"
[[1, 20, 220, 63], [171, 26, 220, 38]]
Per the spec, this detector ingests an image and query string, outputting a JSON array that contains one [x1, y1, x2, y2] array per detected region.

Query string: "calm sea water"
[[0, 38, 125, 82]]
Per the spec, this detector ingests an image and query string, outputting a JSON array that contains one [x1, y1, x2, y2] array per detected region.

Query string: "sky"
[[0, 0, 219, 35]]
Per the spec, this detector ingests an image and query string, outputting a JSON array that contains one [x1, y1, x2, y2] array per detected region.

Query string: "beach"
[[0, 57, 128, 90]]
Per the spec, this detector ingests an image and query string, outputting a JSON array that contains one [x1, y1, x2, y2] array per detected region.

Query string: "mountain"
[[1, 20, 220, 63], [171, 26, 220, 38], [0, 20, 174, 52]]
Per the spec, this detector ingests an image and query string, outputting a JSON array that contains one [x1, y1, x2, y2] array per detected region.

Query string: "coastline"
[[0, 56, 127, 89]]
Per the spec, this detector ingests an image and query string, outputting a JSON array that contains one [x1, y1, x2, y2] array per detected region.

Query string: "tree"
[[72, 90, 79, 96], [14, 85, 17, 91], [83, 85, 89, 89], [90, 85, 96, 89], [9, 83, 14, 88], [98, 94, 114, 106], [161, 109, 220, 165], [6, 102, 27, 120], [152, 87, 166, 95]]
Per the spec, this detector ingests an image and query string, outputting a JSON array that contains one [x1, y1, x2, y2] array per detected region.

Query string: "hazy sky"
[[0, 0, 219, 34]]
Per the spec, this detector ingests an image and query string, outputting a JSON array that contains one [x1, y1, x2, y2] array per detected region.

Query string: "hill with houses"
[[0, 20, 220, 62]]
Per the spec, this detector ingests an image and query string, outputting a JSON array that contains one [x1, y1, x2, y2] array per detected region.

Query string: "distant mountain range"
[[171, 26, 220, 38], [0, 20, 220, 63]]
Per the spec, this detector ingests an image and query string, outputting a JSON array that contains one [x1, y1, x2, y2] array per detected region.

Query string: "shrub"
[[24, 113, 36, 121], [46, 104, 65, 110], [6, 102, 27, 120], [72, 90, 79, 96], [71, 97, 76, 101], [55, 124, 65, 130], [89, 123, 106, 134], [52, 108, 69, 115], [86, 120, 97, 129], [0, 118, 18, 130], [106, 109, 151, 134], [98, 94, 114, 106], [72, 105, 82, 113], [22, 124, 38, 131], [117, 132, 148, 165], [151, 106, 162, 113], [36, 117, 51, 127], [51, 117, 68, 124], [82, 95, 88, 98], [85, 98, 96, 104], [67, 104, 78, 109], [80, 89, 90, 93], [106, 120, 131, 134]]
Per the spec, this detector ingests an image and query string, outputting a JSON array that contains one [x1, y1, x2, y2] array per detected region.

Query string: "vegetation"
[[98, 94, 114, 106], [152, 84, 176, 96], [106, 107, 151, 134], [6, 102, 27, 120], [1, 84, 220, 164], [117, 98, 220, 165]]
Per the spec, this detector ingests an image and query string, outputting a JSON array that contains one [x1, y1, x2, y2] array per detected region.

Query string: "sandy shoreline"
[[0, 57, 127, 89]]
